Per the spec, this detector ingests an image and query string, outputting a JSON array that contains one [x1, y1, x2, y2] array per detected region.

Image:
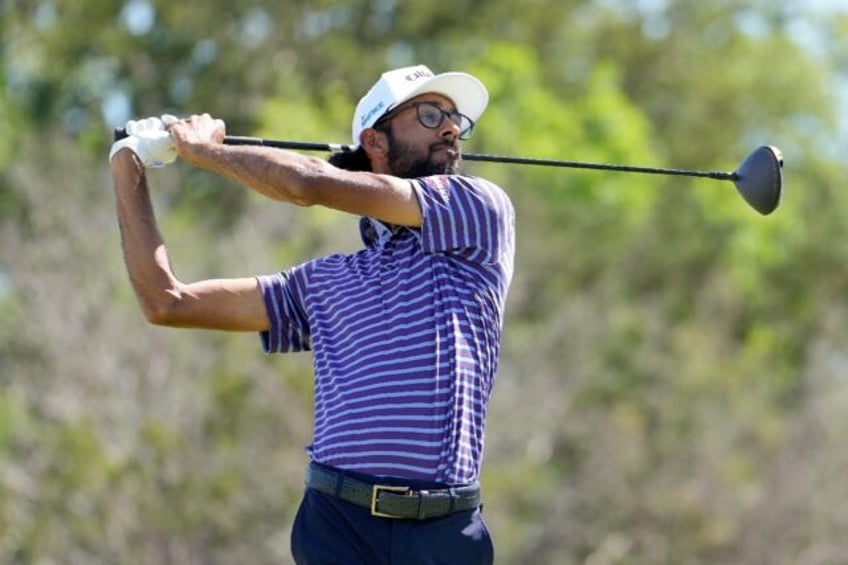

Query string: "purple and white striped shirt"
[[257, 175, 515, 485]]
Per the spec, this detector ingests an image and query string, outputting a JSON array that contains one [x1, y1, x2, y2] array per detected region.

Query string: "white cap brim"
[[388, 71, 488, 125]]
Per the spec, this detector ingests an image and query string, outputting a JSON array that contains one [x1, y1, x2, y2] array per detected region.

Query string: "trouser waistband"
[[305, 462, 481, 520]]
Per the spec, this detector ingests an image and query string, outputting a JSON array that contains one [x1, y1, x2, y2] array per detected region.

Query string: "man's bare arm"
[[110, 150, 270, 331], [168, 114, 423, 227]]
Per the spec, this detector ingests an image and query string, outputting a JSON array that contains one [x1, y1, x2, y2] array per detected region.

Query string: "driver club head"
[[734, 145, 783, 215]]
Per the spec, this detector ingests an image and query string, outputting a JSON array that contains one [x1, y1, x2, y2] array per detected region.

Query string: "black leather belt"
[[305, 463, 481, 520]]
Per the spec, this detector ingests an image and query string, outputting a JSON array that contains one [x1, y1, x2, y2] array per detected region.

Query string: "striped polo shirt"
[[257, 175, 515, 485]]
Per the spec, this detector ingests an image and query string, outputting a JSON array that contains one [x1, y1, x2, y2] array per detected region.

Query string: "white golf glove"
[[110, 114, 179, 168]]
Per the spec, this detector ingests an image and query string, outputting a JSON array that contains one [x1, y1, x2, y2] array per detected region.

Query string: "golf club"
[[113, 128, 784, 215]]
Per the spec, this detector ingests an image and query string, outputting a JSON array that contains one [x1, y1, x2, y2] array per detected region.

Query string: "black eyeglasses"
[[376, 101, 476, 139]]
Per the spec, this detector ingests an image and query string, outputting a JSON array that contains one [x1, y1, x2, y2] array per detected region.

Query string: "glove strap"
[[109, 137, 141, 162]]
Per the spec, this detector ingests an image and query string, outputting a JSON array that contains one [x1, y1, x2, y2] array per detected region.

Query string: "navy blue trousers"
[[290, 472, 494, 564]]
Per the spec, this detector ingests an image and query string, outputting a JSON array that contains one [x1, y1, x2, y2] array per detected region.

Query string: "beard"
[[384, 129, 463, 178]]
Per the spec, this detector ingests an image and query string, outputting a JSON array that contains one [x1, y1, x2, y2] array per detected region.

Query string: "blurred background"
[[3, 1, 848, 563]]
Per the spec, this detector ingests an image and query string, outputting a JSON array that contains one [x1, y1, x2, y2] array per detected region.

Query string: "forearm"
[[181, 142, 324, 205], [166, 113, 421, 225], [181, 141, 422, 226], [110, 150, 182, 322]]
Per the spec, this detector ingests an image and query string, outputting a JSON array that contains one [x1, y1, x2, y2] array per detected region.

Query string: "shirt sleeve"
[[411, 175, 515, 266], [255, 265, 312, 354]]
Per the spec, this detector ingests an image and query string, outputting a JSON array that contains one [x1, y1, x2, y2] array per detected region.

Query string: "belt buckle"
[[370, 484, 411, 518]]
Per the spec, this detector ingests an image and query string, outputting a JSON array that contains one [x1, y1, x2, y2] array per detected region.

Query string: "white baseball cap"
[[351, 65, 489, 147]]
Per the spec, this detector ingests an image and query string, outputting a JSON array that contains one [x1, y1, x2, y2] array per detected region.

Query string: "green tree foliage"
[[2, 0, 847, 563]]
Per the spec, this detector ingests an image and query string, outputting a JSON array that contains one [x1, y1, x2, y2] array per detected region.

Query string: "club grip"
[[114, 127, 129, 141]]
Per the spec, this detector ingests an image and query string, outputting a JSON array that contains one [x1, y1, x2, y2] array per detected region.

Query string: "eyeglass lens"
[[416, 103, 474, 139]]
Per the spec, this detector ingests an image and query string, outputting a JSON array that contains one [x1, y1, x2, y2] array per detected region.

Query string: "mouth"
[[433, 144, 459, 159]]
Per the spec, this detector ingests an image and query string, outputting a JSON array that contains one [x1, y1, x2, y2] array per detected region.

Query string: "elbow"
[[142, 303, 176, 326], [139, 298, 180, 327], [133, 286, 185, 327], [285, 186, 316, 208]]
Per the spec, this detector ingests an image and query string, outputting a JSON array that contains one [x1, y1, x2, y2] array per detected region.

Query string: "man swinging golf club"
[[109, 65, 515, 564]]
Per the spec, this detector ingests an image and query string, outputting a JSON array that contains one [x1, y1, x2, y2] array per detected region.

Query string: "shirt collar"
[[358, 217, 395, 248]]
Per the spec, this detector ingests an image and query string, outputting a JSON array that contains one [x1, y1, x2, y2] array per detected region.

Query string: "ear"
[[360, 128, 390, 170], [362, 127, 389, 152]]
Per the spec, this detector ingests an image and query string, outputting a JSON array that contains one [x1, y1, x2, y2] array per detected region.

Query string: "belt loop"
[[449, 487, 457, 514], [416, 490, 428, 520], [334, 469, 346, 498]]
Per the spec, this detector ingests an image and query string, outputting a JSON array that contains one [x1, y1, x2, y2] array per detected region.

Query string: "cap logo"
[[360, 100, 386, 127], [405, 69, 433, 82]]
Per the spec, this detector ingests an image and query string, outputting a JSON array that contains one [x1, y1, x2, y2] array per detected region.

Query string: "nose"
[[438, 116, 461, 141]]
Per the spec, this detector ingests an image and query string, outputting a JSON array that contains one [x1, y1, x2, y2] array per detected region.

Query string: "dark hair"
[[328, 121, 395, 172], [328, 146, 372, 171]]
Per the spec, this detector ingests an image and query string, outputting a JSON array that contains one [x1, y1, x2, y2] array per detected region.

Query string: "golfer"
[[110, 65, 515, 564]]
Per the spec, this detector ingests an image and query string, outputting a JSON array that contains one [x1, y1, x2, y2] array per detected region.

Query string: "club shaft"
[[112, 128, 737, 181], [224, 136, 737, 181]]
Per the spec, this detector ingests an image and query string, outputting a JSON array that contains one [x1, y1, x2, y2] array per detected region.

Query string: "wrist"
[[181, 139, 222, 168], [110, 147, 145, 176], [110, 136, 140, 162]]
